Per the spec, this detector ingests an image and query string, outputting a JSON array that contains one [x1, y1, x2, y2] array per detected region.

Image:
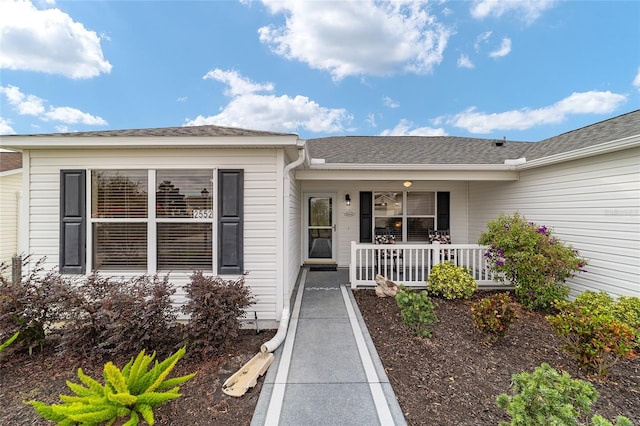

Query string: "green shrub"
[[26, 347, 196, 425], [616, 296, 640, 350], [497, 362, 599, 425], [497, 363, 632, 426], [60, 273, 179, 358], [470, 292, 518, 341], [395, 287, 438, 337], [547, 293, 637, 376], [427, 261, 477, 300], [182, 272, 254, 357], [478, 213, 586, 311]]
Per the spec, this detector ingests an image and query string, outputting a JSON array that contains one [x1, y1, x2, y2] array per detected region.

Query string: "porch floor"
[[251, 267, 406, 425]]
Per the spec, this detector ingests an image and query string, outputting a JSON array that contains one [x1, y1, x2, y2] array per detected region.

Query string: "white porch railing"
[[349, 241, 504, 289]]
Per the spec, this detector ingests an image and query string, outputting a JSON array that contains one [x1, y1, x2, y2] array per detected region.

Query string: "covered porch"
[[349, 240, 506, 289]]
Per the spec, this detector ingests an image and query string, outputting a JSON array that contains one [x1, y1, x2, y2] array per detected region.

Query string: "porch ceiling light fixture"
[[345, 193, 351, 206], [403, 180, 413, 188]]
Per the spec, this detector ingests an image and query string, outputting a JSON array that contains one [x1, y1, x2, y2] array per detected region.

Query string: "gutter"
[[260, 142, 306, 353]]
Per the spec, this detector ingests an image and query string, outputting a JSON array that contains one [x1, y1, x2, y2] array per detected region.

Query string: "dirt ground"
[[353, 289, 640, 426], [3, 290, 638, 426], [0, 329, 275, 426]]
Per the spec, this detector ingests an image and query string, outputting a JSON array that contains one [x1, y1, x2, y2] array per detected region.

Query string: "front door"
[[304, 194, 336, 263]]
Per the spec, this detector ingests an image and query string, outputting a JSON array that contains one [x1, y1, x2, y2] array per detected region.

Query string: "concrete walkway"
[[251, 268, 406, 426]]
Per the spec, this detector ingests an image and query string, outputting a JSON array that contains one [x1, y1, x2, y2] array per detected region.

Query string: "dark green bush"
[[470, 292, 518, 341], [479, 213, 585, 311], [395, 287, 438, 337], [182, 271, 254, 357]]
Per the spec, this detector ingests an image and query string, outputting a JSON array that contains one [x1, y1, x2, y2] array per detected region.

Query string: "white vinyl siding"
[[25, 148, 281, 321], [0, 170, 22, 265], [468, 147, 640, 298]]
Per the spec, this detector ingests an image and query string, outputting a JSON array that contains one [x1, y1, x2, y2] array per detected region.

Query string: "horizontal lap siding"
[[0, 172, 22, 265], [27, 148, 281, 320], [468, 148, 640, 298]]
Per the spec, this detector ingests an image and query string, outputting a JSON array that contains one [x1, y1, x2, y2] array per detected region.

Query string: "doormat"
[[308, 264, 338, 271]]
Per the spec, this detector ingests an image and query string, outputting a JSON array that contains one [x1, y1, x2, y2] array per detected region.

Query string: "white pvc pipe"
[[260, 308, 290, 353]]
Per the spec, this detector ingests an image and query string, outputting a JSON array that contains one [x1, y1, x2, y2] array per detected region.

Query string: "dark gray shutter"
[[218, 169, 243, 274], [437, 191, 450, 231], [359, 192, 373, 243], [60, 170, 86, 274]]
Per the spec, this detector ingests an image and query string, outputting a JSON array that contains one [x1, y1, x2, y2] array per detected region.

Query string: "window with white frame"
[[373, 191, 436, 242], [90, 169, 214, 271]]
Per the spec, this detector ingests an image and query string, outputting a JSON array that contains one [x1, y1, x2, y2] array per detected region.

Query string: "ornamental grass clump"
[[496, 363, 632, 426], [395, 287, 438, 337], [479, 213, 587, 311], [26, 346, 196, 425], [471, 292, 518, 342], [547, 291, 638, 376], [427, 261, 477, 300]]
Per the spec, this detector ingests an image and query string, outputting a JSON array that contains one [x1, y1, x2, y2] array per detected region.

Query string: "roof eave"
[[516, 134, 640, 170], [306, 163, 519, 171], [0, 134, 300, 150]]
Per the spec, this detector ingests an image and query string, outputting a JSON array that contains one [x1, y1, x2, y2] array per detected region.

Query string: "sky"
[[1, 0, 639, 142]]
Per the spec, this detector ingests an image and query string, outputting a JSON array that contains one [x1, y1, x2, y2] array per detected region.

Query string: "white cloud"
[[176, 96, 188, 103], [0, 0, 111, 78], [457, 54, 474, 69], [383, 96, 400, 108], [489, 37, 511, 58], [0, 85, 107, 126], [474, 31, 492, 52], [380, 119, 447, 136], [447, 90, 627, 133], [470, 0, 556, 24], [633, 67, 640, 92], [0, 117, 16, 135], [366, 113, 377, 127], [257, 0, 453, 80], [185, 69, 352, 134]]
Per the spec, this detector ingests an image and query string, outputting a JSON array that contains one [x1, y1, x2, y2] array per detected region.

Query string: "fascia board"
[[0, 135, 300, 150], [304, 163, 517, 171], [516, 134, 640, 170], [0, 168, 22, 178], [295, 168, 519, 181]]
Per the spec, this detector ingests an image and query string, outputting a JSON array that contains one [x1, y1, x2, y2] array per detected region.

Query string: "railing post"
[[350, 241, 357, 289], [431, 241, 440, 266]]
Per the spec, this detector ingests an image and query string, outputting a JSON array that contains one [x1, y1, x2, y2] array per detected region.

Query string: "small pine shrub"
[[496, 363, 632, 426], [182, 271, 254, 357], [497, 362, 598, 425], [470, 292, 518, 341], [395, 287, 438, 337], [427, 261, 477, 300], [547, 292, 637, 376], [26, 347, 196, 425]]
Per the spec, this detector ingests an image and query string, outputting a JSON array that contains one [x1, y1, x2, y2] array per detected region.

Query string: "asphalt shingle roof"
[[0, 152, 22, 172], [306, 109, 640, 165], [305, 136, 533, 165], [10, 125, 295, 138]]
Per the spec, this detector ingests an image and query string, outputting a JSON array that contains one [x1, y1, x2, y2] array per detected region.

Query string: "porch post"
[[350, 241, 357, 289], [431, 241, 441, 266]]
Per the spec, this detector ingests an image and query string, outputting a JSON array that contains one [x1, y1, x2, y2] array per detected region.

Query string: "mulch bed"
[[354, 289, 640, 426], [0, 329, 275, 426]]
